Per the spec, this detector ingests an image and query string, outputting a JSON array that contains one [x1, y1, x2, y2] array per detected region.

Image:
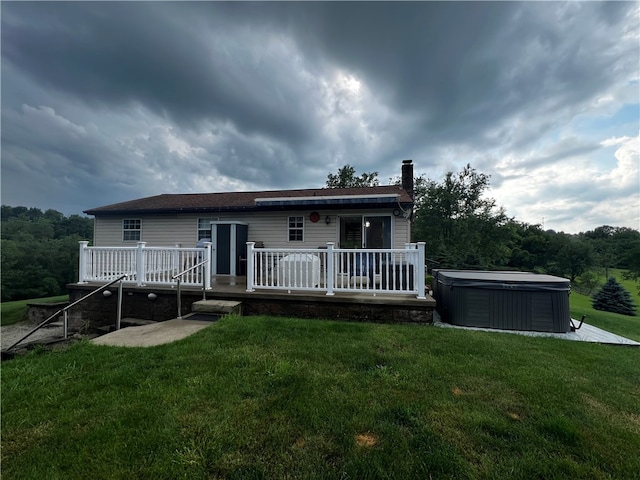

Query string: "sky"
[[1, 1, 638, 234]]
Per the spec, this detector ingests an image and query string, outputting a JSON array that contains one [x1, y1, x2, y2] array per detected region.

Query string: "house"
[[71, 160, 433, 330], [84, 160, 417, 278]]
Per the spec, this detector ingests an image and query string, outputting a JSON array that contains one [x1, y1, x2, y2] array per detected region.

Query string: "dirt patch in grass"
[[582, 394, 640, 434], [355, 432, 378, 448]]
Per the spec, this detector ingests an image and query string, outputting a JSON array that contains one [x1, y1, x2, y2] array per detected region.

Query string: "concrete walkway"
[[433, 313, 640, 346], [91, 319, 211, 347]]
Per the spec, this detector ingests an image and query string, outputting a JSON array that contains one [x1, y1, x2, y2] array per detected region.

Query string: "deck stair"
[[183, 299, 242, 322]]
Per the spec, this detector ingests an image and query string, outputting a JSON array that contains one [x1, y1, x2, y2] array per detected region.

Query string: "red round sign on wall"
[[309, 212, 320, 222]]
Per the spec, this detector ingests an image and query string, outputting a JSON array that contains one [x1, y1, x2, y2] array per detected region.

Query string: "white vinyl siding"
[[93, 209, 412, 249]]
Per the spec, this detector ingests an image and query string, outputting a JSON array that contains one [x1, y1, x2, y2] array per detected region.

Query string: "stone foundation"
[[66, 283, 435, 332], [27, 302, 69, 324]]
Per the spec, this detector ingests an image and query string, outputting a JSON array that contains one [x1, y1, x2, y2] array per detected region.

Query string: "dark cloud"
[[1, 1, 637, 231], [2, 2, 316, 144]]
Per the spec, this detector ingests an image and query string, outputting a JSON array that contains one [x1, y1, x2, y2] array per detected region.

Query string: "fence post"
[[78, 241, 89, 283], [203, 242, 212, 290], [416, 242, 426, 299], [246, 242, 255, 292], [136, 241, 146, 286], [116, 280, 123, 329], [173, 243, 181, 276], [326, 242, 335, 296]]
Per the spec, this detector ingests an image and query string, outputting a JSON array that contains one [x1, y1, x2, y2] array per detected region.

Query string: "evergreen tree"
[[591, 277, 637, 316]]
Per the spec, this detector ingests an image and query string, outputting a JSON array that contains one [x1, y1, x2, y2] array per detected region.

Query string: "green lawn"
[[571, 291, 640, 342], [1, 295, 69, 326], [2, 315, 639, 479], [570, 267, 639, 342]]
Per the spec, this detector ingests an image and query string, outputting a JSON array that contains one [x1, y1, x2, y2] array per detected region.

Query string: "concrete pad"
[[192, 299, 242, 314], [433, 312, 640, 346], [91, 319, 211, 347]]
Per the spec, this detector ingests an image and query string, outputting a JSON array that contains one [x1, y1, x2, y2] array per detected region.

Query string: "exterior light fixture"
[[148, 293, 157, 301], [102, 290, 112, 297], [325, 215, 331, 225]]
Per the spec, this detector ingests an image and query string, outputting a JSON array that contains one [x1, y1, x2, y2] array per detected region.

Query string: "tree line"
[[2, 164, 638, 302], [327, 164, 640, 289], [1, 206, 93, 302]]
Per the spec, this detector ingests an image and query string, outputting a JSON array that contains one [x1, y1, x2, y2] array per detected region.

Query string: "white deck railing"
[[246, 242, 426, 299], [78, 241, 212, 288]]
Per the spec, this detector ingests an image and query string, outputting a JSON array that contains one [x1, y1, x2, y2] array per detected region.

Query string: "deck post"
[[78, 241, 89, 283], [246, 242, 255, 292], [203, 242, 212, 290], [136, 241, 147, 286], [326, 242, 335, 296], [116, 280, 123, 329], [416, 242, 426, 299]]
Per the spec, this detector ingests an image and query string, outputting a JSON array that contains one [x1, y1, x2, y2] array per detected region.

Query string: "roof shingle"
[[84, 185, 413, 215]]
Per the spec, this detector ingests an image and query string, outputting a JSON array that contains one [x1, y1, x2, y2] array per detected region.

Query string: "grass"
[[2, 315, 640, 479], [571, 291, 640, 342], [570, 267, 640, 342], [1, 295, 69, 326]]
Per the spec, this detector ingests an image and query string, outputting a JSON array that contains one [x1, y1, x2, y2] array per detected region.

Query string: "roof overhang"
[[254, 193, 400, 207]]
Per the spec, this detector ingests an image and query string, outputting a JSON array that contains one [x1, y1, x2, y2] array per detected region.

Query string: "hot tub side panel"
[[451, 287, 570, 333]]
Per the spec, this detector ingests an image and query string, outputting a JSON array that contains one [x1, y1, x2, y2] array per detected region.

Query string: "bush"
[[592, 277, 637, 316]]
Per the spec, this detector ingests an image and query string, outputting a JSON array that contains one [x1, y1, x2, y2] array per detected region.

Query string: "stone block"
[[192, 300, 242, 315]]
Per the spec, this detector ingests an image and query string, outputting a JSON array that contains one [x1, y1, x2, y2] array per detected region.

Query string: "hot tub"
[[433, 270, 571, 333]]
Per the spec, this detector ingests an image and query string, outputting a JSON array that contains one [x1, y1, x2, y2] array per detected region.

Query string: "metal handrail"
[[172, 260, 209, 319], [4, 275, 128, 352]]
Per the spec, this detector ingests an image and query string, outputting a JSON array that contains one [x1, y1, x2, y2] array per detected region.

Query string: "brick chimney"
[[401, 159, 414, 199]]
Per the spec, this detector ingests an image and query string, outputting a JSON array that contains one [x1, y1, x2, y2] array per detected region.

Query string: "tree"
[[1, 205, 94, 301], [507, 222, 552, 271], [326, 164, 379, 188], [592, 277, 637, 316], [413, 164, 510, 269], [556, 238, 595, 282], [623, 240, 640, 280]]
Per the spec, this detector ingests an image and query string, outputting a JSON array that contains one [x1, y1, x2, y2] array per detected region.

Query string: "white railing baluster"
[[80, 242, 426, 298], [326, 243, 334, 295]]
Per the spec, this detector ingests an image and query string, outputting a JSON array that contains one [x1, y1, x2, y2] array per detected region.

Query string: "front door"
[[210, 222, 248, 275]]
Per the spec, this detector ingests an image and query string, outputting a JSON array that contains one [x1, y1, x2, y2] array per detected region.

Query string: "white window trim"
[[197, 217, 219, 241], [287, 215, 305, 242], [123, 218, 142, 242]]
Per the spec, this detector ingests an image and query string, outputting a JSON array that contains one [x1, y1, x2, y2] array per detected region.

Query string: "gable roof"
[[84, 185, 413, 215]]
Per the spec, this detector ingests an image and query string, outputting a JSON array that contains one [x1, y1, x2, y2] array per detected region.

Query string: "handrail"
[[172, 259, 209, 319], [171, 259, 209, 281], [4, 275, 128, 352]]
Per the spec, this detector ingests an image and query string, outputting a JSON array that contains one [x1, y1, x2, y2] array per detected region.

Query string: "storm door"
[[210, 222, 248, 275]]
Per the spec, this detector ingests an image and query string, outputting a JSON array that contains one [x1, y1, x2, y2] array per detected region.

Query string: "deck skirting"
[[66, 282, 435, 332]]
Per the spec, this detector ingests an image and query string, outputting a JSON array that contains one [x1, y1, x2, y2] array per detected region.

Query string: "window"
[[123, 219, 141, 242], [339, 216, 362, 249], [197, 218, 219, 240], [288, 216, 304, 241]]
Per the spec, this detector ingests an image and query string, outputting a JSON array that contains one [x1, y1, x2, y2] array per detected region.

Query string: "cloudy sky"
[[2, 1, 638, 233]]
